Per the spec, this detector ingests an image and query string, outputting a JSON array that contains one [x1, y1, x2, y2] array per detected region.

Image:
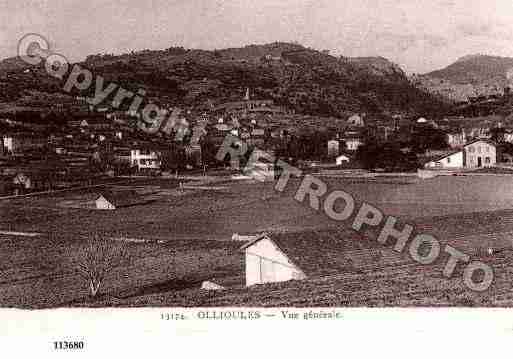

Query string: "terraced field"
[[2, 174, 513, 307]]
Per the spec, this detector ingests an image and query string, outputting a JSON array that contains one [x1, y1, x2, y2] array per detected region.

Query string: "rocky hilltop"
[[414, 55, 513, 102]]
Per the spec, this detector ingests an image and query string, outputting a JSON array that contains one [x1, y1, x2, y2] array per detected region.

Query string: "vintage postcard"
[[1, 0, 513, 356]]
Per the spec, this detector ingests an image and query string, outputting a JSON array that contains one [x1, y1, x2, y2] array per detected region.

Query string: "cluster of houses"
[[5, 86, 513, 197]]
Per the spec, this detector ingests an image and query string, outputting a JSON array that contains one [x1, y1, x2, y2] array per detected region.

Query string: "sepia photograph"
[[2, 0, 513, 356]]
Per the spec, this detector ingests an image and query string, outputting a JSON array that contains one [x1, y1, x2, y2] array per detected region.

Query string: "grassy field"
[[2, 174, 513, 307]]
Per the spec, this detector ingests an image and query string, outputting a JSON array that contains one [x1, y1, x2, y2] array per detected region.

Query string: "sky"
[[1, 0, 513, 73]]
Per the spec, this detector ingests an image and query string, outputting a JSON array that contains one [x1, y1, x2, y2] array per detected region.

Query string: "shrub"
[[75, 234, 131, 298]]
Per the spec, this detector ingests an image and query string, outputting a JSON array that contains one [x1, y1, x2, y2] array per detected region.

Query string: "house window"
[[485, 157, 490, 164], [447, 157, 451, 164]]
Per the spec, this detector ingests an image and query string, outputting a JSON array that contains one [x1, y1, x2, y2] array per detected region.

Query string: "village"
[[3, 86, 513, 196]]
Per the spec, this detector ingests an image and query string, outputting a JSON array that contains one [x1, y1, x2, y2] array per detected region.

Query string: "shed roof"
[[427, 150, 462, 163], [96, 190, 148, 208]]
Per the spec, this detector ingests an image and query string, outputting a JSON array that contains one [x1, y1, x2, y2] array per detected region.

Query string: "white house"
[[463, 139, 496, 168], [347, 114, 365, 127], [424, 150, 464, 169], [336, 154, 351, 165], [327, 140, 340, 157], [344, 137, 364, 151], [240, 234, 306, 286], [130, 149, 161, 171]]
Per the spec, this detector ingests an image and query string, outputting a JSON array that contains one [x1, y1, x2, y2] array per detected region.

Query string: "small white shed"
[[240, 234, 307, 286], [94, 191, 147, 210], [95, 195, 116, 210]]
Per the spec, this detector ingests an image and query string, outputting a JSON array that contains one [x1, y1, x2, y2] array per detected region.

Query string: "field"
[[2, 174, 513, 307]]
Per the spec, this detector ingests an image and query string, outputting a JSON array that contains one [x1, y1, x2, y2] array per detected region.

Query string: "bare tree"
[[75, 234, 130, 298]]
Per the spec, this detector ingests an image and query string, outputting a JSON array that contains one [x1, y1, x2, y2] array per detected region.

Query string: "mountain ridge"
[[0, 42, 449, 118], [416, 54, 513, 102]]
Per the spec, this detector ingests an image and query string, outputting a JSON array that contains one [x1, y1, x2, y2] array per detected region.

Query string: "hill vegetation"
[[427, 54, 513, 85], [0, 42, 449, 118]]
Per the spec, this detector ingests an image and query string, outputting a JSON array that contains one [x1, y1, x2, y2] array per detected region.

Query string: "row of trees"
[[274, 130, 342, 162], [355, 143, 419, 172]]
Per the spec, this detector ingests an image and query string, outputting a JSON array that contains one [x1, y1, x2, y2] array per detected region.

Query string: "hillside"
[[414, 55, 513, 102], [0, 42, 449, 118], [0, 56, 30, 73]]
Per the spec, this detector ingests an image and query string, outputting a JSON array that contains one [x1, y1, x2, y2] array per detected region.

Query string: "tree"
[[74, 234, 130, 298], [40, 147, 64, 191], [199, 134, 219, 167], [112, 158, 135, 176], [161, 143, 187, 172], [410, 126, 448, 153], [355, 143, 418, 172], [490, 127, 506, 143]]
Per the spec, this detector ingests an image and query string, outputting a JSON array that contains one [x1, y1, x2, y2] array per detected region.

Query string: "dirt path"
[[0, 230, 41, 237], [0, 178, 136, 201]]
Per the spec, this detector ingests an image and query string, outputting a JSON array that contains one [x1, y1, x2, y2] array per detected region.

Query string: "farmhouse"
[[424, 140, 496, 169], [95, 191, 147, 210], [130, 148, 161, 171], [463, 139, 496, 168]]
